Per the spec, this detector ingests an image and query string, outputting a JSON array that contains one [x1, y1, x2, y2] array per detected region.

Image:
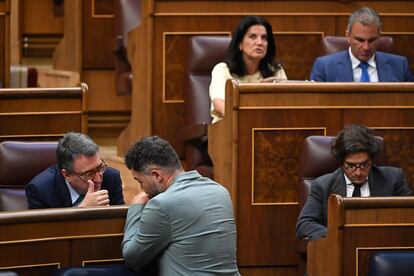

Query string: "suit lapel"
[[375, 52, 390, 81], [337, 52, 354, 81], [55, 171, 73, 207], [331, 169, 347, 197], [368, 166, 384, 196]]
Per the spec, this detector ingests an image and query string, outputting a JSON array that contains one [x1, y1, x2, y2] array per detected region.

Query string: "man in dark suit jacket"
[[296, 125, 412, 240], [26, 132, 124, 209], [310, 7, 414, 82]]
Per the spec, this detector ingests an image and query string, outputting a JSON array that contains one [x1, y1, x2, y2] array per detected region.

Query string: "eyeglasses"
[[71, 160, 108, 181], [343, 160, 371, 172]]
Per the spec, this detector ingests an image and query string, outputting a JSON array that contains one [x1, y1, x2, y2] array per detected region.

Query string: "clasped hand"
[[78, 180, 110, 207]]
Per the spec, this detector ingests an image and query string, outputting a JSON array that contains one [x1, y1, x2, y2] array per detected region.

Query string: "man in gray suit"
[[122, 136, 240, 275], [296, 125, 412, 240]]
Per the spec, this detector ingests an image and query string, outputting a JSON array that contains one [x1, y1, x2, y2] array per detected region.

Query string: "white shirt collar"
[[344, 173, 368, 186], [348, 47, 376, 69], [65, 179, 81, 205], [344, 173, 370, 197]]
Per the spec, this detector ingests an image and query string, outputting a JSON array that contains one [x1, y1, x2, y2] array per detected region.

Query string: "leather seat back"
[[0, 141, 57, 211]]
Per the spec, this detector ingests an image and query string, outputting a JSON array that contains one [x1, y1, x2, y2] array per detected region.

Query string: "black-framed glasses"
[[71, 160, 108, 181], [343, 160, 371, 172]]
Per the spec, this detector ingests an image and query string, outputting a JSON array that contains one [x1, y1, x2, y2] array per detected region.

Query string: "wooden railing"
[[0, 83, 88, 141], [0, 206, 128, 275], [208, 81, 414, 274]]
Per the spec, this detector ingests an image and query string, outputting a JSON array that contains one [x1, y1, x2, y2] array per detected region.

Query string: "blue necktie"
[[359, 62, 370, 82]]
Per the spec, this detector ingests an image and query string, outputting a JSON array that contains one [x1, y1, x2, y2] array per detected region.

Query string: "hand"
[[78, 180, 110, 207], [130, 192, 150, 205], [261, 77, 281, 83]]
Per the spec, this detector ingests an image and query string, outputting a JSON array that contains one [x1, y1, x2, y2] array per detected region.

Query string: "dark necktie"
[[73, 194, 84, 207], [352, 184, 361, 197], [359, 62, 370, 82]]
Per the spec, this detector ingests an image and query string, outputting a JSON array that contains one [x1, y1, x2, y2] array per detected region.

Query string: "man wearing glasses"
[[26, 132, 124, 209], [296, 125, 412, 240]]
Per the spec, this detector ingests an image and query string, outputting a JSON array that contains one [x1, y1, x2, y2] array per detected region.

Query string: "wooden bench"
[[308, 195, 414, 276], [0, 206, 128, 275], [0, 83, 87, 141], [208, 80, 414, 274]]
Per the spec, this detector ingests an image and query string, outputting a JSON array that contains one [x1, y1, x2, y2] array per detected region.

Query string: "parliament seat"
[[181, 35, 231, 178], [0, 141, 57, 211], [320, 35, 394, 56], [297, 135, 388, 274], [368, 251, 414, 276], [298, 135, 387, 207]]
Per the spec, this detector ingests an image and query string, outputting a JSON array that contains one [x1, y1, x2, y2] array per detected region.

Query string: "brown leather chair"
[[181, 35, 231, 178], [296, 135, 387, 274], [298, 135, 387, 206], [0, 141, 58, 211], [320, 36, 394, 56]]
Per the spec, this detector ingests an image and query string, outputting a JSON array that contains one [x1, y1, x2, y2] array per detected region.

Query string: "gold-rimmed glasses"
[[71, 160, 108, 181]]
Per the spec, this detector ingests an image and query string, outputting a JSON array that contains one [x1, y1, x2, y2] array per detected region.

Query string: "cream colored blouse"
[[209, 62, 287, 123]]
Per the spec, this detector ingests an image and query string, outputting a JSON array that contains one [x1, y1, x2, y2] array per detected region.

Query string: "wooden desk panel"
[[117, 0, 414, 159], [0, 84, 87, 140], [209, 81, 414, 274], [308, 196, 414, 276], [0, 206, 128, 275]]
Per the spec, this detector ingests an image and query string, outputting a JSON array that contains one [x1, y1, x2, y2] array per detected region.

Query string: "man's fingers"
[[87, 180, 95, 193]]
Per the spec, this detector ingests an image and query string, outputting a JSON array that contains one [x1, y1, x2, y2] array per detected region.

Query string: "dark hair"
[[225, 16, 280, 78], [347, 7, 382, 33], [331, 124, 379, 163], [57, 132, 99, 171], [125, 136, 182, 173]]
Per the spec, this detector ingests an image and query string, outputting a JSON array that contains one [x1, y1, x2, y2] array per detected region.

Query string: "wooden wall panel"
[[252, 128, 326, 204], [82, 0, 115, 69], [343, 109, 414, 187], [82, 70, 130, 111], [383, 34, 414, 73], [373, 128, 414, 189], [120, 0, 414, 158], [21, 0, 63, 34], [0, 14, 5, 87], [236, 109, 335, 267], [276, 33, 322, 80], [164, 34, 187, 102]]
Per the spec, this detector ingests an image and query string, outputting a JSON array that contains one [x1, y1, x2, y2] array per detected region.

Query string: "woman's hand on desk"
[[261, 77, 283, 83]]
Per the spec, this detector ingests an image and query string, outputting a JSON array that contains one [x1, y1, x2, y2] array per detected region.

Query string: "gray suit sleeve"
[[296, 180, 327, 240], [122, 200, 171, 270]]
